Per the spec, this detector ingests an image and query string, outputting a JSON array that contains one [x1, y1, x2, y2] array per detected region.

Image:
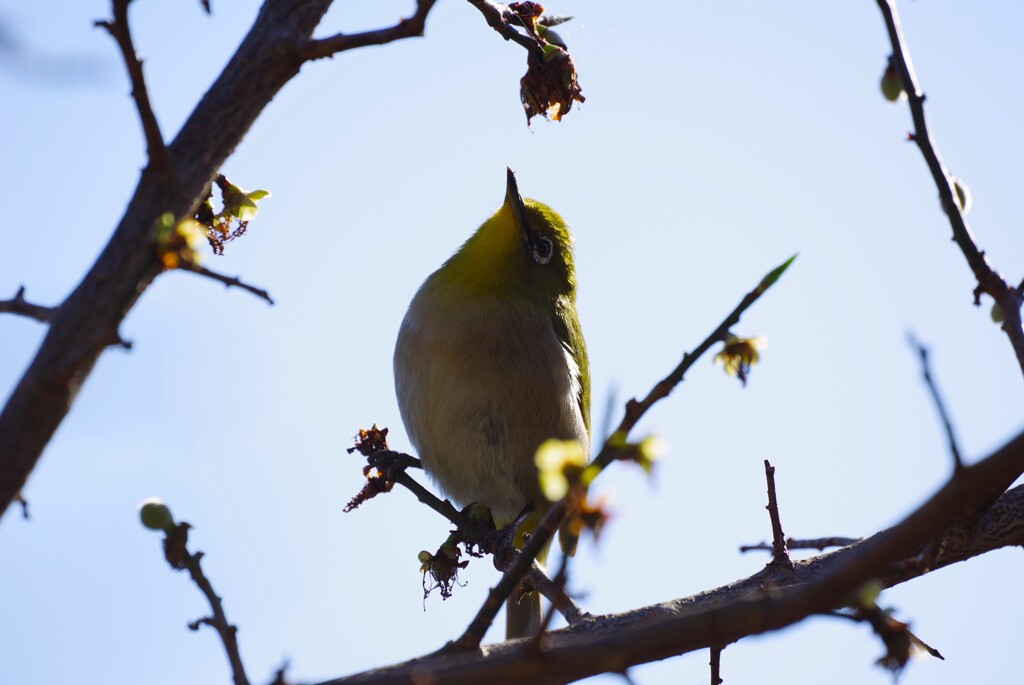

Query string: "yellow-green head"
[[434, 167, 578, 304]]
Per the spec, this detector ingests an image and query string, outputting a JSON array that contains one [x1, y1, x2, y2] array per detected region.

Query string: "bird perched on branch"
[[394, 168, 590, 639]]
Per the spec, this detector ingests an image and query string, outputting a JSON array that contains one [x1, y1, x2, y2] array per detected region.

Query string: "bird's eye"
[[532, 236, 553, 265]]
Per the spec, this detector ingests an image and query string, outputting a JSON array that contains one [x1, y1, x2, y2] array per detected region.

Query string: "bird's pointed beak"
[[505, 166, 530, 233]]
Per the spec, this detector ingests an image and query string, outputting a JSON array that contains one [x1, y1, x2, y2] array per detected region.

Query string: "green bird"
[[394, 168, 590, 639]]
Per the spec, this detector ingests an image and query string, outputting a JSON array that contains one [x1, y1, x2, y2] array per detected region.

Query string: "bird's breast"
[[394, 293, 586, 525]]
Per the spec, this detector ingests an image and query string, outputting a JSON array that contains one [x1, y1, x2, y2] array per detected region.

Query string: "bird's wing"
[[552, 296, 590, 438]]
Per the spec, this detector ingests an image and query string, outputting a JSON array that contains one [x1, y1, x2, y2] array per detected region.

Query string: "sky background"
[[2, 1, 1023, 684]]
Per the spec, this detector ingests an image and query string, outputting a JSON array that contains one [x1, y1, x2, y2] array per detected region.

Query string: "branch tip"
[[178, 263, 274, 305], [906, 334, 963, 471], [97, 0, 168, 168], [0, 286, 55, 323], [876, 0, 1024, 373], [763, 459, 793, 570], [300, 0, 438, 61]]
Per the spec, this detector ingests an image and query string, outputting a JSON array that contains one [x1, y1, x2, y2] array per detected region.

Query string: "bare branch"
[[163, 523, 250, 685], [762, 460, 793, 570], [0, 0, 425, 517], [316, 432, 1024, 685], [450, 257, 796, 650], [610, 256, 795, 447], [709, 646, 723, 685], [465, 0, 545, 57], [0, 286, 54, 323], [907, 333, 963, 471], [349, 447, 582, 624], [299, 0, 437, 62], [875, 0, 1024, 371], [178, 263, 275, 305], [740, 537, 862, 554], [95, 0, 168, 168], [14, 492, 29, 520]]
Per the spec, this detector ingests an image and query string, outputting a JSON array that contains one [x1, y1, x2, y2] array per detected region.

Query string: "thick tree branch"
[[875, 0, 1024, 371], [95, 0, 168, 169], [299, 0, 436, 61], [0, 0, 439, 518], [319, 432, 1024, 684], [0, 286, 54, 324]]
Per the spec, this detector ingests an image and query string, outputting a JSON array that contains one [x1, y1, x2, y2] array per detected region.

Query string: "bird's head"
[[440, 168, 577, 304]]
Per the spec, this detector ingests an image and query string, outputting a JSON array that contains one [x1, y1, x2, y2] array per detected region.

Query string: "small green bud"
[[856, 580, 883, 608], [880, 64, 903, 103], [138, 497, 175, 531], [953, 178, 972, 214], [991, 301, 1004, 323], [758, 254, 798, 292], [464, 503, 493, 526], [541, 43, 566, 63]]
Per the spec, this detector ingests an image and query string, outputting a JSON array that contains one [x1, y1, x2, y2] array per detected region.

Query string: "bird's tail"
[[506, 586, 542, 639], [505, 511, 550, 640]]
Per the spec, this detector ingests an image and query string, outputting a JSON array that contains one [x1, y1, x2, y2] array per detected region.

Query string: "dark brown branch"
[[875, 0, 1024, 372], [529, 553, 571, 644], [907, 334, 963, 470], [451, 258, 795, 650], [316, 432, 1024, 685], [178, 263, 275, 305], [356, 451, 582, 624], [95, 0, 168, 168], [0, 0, 360, 516], [465, 0, 545, 57], [740, 537, 862, 554], [709, 646, 723, 685], [173, 531, 250, 685], [0, 286, 54, 323], [299, 0, 437, 61], [608, 257, 794, 449], [762, 460, 793, 570], [14, 492, 29, 520]]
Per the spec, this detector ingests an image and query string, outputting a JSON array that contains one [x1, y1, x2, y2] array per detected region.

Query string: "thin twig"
[[451, 257, 796, 650], [740, 536, 862, 554], [15, 492, 29, 520], [314, 432, 1024, 685], [907, 333, 963, 471], [709, 645, 724, 685], [95, 0, 168, 168], [0, 286, 54, 323], [605, 256, 795, 451], [180, 543, 250, 685], [875, 0, 1024, 372], [299, 0, 437, 61], [527, 551, 588, 645], [178, 263, 275, 305], [763, 460, 793, 570], [526, 563, 586, 626], [465, 0, 545, 57], [358, 451, 582, 622]]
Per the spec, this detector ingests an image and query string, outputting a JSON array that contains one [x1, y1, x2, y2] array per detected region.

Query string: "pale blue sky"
[[2, 2, 1023, 684]]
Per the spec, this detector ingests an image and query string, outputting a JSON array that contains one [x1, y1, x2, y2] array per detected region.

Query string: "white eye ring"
[[532, 236, 553, 265]]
